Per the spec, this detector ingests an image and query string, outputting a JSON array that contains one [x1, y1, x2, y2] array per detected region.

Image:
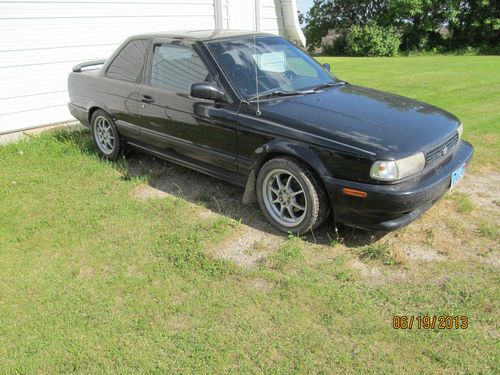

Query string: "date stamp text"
[[393, 315, 468, 330]]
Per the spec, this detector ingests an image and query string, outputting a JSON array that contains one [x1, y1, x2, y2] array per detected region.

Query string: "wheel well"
[[243, 152, 332, 209], [242, 152, 288, 204], [254, 152, 281, 176], [88, 106, 101, 124], [256, 152, 320, 182]]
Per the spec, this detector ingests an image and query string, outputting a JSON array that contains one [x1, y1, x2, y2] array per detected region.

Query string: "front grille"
[[426, 132, 459, 164]]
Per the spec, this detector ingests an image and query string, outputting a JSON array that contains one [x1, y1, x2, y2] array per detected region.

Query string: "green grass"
[[317, 55, 500, 172], [449, 193, 475, 213], [478, 222, 499, 241], [1, 127, 498, 375], [1, 56, 499, 373], [356, 242, 395, 264]]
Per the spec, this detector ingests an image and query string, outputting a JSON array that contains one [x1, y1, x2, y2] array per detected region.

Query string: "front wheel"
[[91, 109, 123, 160], [256, 157, 330, 234]]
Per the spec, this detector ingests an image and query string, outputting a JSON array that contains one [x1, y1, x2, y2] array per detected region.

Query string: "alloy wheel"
[[262, 168, 307, 227], [94, 115, 115, 155]]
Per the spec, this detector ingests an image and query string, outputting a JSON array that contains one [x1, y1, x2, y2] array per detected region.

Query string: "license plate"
[[450, 163, 466, 188]]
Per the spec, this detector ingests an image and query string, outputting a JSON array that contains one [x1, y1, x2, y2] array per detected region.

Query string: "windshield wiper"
[[248, 90, 313, 101], [312, 81, 345, 91]]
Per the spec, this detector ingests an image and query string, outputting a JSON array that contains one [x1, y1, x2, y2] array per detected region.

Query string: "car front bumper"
[[323, 140, 474, 231]]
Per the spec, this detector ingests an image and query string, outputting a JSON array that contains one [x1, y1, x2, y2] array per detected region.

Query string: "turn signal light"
[[342, 188, 367, 198]]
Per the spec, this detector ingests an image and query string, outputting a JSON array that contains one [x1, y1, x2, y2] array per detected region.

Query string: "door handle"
[[141, 95, 155, 104]]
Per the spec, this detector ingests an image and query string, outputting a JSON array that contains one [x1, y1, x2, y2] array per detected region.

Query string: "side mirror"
[[190, 82, 226, 102], [322, 63, 331, 72]]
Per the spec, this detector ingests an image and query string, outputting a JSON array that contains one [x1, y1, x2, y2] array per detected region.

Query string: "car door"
[[101, 38, 149, 140], [137, 40, 240, 177]]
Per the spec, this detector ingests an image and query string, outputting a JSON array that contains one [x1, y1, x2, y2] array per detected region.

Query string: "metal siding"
[[227, 0, 255, 31], [0, 0, 216, 134], [260, 0, 284, 34]]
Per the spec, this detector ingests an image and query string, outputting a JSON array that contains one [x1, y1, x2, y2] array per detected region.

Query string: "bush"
[[345, 24, 401, 57], [321, 33, 347, 56]]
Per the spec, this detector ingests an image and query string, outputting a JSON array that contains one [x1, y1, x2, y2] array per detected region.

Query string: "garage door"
[[0, 0, 217, 134]]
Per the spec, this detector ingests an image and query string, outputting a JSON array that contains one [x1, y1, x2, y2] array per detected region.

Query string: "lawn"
[[0, 56, 499, 373]]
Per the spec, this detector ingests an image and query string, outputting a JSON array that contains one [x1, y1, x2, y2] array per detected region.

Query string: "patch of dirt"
[[133, 183, 169, 200], [195, 209, 219, 219], [248, 277, 274, 292], [127, 265, 144, 277], [402, 244, 445, 262], [478, 252, 500, 268], [349, 259, 408, 286], [78, 265, 94, 279], [211, 226, 284, 268], [166, 314, 192, 335], [455, 171, 500, 223], [479, 133, 497, 145]]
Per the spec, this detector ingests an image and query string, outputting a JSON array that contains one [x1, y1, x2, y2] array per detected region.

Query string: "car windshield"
[[206, 36, 337, 100]]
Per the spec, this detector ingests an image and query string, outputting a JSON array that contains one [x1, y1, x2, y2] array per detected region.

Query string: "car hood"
[[257, 84, 460, 159]]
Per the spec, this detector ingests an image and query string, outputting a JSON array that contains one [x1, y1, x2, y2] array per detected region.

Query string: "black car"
[[68, 30, 473, 234]]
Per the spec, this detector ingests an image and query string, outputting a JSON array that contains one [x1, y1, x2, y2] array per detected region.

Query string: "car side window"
[[106, 39, 148, 82], [151, 44, 211, 94]]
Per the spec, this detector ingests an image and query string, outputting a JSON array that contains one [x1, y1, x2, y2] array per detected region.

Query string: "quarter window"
[[151, 44, 211, 94], [106, 39, 148, 82]]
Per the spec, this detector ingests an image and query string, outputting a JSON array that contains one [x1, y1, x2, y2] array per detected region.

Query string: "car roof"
[[130, 29, 277, 42]]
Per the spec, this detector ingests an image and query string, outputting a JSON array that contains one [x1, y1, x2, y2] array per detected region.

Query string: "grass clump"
[[424, 228, 436, 246], [478, 222, 499, 240], [268, 236, 304, 270], [450, 193, 474, 213], [335, 269, 356, 282], [356, 242, 399, 265], [151, 219, 235, 278]]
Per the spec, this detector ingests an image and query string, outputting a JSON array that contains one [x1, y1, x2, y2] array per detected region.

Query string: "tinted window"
[[106, 39, 148, 82], [207, 36, 336, 99], [151, 44, 211, 94]]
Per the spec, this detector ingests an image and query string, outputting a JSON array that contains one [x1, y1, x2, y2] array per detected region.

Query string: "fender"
[[86, 101, 141, 140], [242, 138, 331, 204], [86, 101, 112, 125]]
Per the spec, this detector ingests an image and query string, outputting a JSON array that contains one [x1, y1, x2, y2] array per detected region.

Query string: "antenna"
[[253, 33, 261, 116]]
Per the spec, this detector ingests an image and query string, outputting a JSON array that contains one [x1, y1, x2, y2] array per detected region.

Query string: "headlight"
[[370, 152, 425, 181], [457, 123, 464, 139]]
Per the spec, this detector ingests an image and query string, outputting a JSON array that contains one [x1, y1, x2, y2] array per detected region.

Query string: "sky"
[[296, 0, 314, 16]]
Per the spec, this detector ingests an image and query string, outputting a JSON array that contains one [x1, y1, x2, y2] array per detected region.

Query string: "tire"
[[90, 109, 123, 160], [256, 156, 330, 234]]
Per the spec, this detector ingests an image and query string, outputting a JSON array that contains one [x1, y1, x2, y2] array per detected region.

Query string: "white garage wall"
[[225, 0, 285, 36], [0, 0, 216, 134], [227, 0, 255, 31], [260, 0, 285, 35], [0, 0, 304, 134]]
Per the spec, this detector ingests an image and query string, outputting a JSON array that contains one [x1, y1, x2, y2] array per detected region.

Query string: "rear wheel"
[[90, 109, 123, 160], [256, 157, 330, 234]]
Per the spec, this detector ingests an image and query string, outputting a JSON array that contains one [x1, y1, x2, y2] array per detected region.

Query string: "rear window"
[[106, 39, 148, 82]]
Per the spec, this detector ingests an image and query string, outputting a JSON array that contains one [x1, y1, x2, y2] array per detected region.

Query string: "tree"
[[304, 0, 387, 50], [448, 0, 500, 51], [303, 0, 498, 54], [345, 23, 401, 56], [383, 0, 461, 51], [298, 10, 305, 26]]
